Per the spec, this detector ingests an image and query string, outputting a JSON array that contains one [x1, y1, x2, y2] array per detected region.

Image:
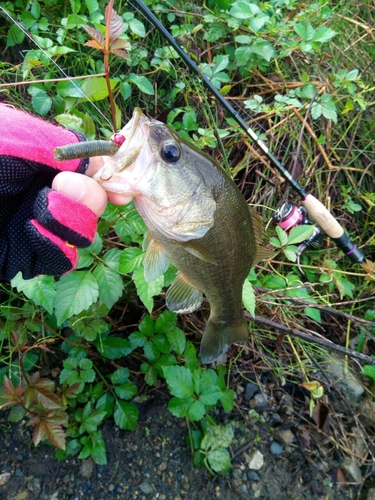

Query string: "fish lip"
[[92, 108, 149, 182]]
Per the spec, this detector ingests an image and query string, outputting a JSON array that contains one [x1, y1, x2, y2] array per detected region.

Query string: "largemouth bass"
[[93, 108, 270, 363]]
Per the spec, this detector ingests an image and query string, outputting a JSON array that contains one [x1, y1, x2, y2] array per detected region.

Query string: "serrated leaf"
[[166, 327, 186, 355], [11, 273, 56, 315], [230, 2, 260, 19], [163, 366, 194, 399], [251, 40, 276, 62], [129, 18, 145, 37], [311, 27, 336, 43], [114, 381, 137, 400], [118, 247, 144, 274], [114, 400, 139, 430], [95, 335, 133, 359], [287, 225, 315, 245], [127, 74, 154, 95], [54, 271, 99, 325], [93, 264, 123, 309], [110, 367, 130, 385], [242, 280, 255, 317], [81, 77, 118, 102], [276, 226, 288, 246], [188, 400, 206, 421], [304, 307, 321, 323], [208, 449, 232, 474], [283, 246, 298, 262], [133, 267, 163, 313], [155, 310, 177, 333], [220, 389, 234, 412], [167, 397, 193, 418], [32, 90, 52, 115]]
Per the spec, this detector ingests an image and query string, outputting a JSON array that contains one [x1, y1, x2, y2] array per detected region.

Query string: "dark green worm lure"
[[54, 140, 120, 161]]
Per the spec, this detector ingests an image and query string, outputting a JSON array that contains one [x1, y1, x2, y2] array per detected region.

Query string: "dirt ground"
[[1, 363, 374, 500]]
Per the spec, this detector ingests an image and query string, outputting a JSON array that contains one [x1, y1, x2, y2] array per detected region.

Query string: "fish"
[[93, 108, 271, 364]]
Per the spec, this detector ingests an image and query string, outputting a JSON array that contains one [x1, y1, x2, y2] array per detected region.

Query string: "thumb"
[[52, 171, 108, 217]]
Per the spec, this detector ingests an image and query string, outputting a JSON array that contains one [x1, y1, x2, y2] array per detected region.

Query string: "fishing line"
[[130, 0, 365, 264], [0, 5, 114, 131]]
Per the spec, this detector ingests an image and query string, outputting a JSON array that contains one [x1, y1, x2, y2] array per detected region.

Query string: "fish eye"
[[160, 141, 181, 163]]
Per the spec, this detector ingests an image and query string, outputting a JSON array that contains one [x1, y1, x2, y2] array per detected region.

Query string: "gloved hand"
[[0, 104, 105, 280]]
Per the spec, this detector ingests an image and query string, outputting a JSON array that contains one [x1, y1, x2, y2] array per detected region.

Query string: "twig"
[[252, 315, 375, 365]]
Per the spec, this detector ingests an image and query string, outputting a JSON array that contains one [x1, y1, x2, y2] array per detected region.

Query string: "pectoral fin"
[[143, 235, 170, 283], [181, 240, 217, 265], [166, 272, 203, 314]]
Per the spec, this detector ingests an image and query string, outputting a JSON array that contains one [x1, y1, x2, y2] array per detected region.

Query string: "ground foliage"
[[0, 0, 374, 496]]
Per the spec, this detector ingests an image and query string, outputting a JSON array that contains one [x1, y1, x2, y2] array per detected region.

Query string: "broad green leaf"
[[54, 271, 99, 325], [242, 280, 255, 318], [251, 40, 276, 62], [220, 389, 234, 412], [166, 328, 186, 355], [118, 247, 145, 274], [11, 273, 56, 315], [81, 77, 118, 102], [79, 410, 107, 433], [163, 366, 194, 399], [94, 335, 133, 359], [287, 225, 315, 245], [188, 400, 206, 421], [304, 307, 321, 323], [114, 400, 139, 430], [96, 393, 115, 418], [90, 436, 107, 465], [127, 74, 154, 95], [133, 267, 163, 313], [230, 2, 259, 19], [208, 449, 232, 474], [283, 246, 298, 262], [312, 27, 336, 43], [129, 18, 145, 37], [93, 264, 123, 309], [6, 25, 25, 48], [32, 90, 52, 115], [276, 226, 288, 247], [114, 381, 137, 400], [167, 397, 193, 418], [155, 310, 178, 333], [362, 365, 375, 381], [110, 368, 130, 385]]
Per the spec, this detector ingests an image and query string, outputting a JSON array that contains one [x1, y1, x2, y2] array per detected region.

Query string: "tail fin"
[[200, 316, 249, 364]]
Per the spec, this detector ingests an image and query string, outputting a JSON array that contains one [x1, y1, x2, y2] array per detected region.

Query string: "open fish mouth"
[[93, 107, 149, 182]]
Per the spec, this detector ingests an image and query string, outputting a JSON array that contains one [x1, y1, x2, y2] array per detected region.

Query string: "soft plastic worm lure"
[[54, 140, 121, 161]]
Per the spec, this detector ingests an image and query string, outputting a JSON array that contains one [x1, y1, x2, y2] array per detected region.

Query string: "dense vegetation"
[[0, 0, 374, 478]]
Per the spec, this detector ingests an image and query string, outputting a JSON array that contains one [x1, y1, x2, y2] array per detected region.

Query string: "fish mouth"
[[93, 108, 149, 182]]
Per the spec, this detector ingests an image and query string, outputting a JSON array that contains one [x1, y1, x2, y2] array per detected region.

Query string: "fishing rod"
[[131, 0, 365, 264]]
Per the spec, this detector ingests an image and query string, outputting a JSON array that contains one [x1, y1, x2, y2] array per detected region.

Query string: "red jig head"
[[111, 133, 126, 147]]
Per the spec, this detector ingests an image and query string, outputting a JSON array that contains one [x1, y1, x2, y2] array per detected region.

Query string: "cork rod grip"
[[301, 194, 344, 239]]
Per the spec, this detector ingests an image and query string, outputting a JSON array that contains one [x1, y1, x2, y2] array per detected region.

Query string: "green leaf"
[[311, 27, 336, 43], [208, 449, 232, 474], [283, 246, 298, 262], [155, 310, 177, 333], [188, 400, 206, 421], [93, 265, 123, 309], [81, 77, 118, 102], [133, 267, 163, 313], [95, 335, 133, 359], [163, 366, 194, 399], [11, 273, 56, 315], [362, 365, 375, 381], [127, 74, 154, 95], [54, 271, 99, 325], [229, 2, 260, 19], [287, 225, 315, 245], [114, 400, 139, 430], [320, 94, 337, 123], [304, 307, 321, 323], [251, 40, 276, 62], [166, 327, 186, 355], [242, 280, 255, 318], [167, 397, 193, 418], [32, 90, 52, 115], [129, 18, 145, 37], [110, 368, 130, 385], [276, 226, 288, 247], [114, 381, 137, 400], [118, 247, 144, 274], [220, 389, 234, 412]]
